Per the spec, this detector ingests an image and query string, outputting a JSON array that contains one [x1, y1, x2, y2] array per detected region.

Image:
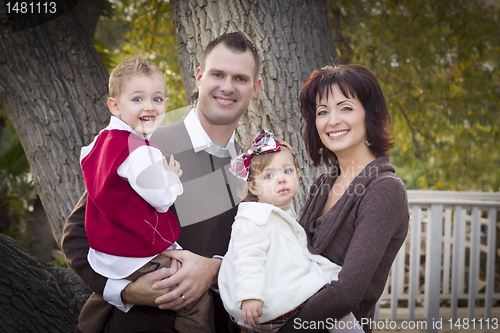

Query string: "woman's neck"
[[336, 149, 376, 182]]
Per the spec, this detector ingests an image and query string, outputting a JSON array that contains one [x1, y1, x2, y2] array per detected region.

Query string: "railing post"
[[391, 249, 401, 320], [468, 207, 481, 319], [451, 206, 462, 320], [425, 204, 443, 333], [409, 205, 421, 321], [485, 208, 497, 318]]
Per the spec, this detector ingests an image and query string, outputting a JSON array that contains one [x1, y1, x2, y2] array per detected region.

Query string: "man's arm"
[[61, 191, 107, 293], [61, 191, 207, 309]]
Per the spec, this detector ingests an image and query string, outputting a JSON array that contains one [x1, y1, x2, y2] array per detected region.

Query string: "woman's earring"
[[318, 147, 323, 155], [365, 140, 372, 147]]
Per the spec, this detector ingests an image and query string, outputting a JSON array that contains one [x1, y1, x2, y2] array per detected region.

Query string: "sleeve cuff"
[[210, 255, 224, 293], [103, 278, 134, 313]]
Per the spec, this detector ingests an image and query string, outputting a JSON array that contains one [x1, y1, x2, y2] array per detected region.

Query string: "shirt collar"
[[108, 116, 153, 140], [184, 109, 237, 159]]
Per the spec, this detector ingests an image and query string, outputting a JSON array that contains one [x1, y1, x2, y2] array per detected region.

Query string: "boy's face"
[[107, 74, 168, 135], [195, 43, 261, 129]]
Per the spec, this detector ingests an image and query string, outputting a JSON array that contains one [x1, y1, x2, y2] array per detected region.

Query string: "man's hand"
[[242, 299, 263, 327], [121, 267, 175, 307], [152, 250, 221, 310]]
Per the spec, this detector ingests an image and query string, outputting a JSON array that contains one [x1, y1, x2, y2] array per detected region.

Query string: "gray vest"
[[151, 120, 244, 257]]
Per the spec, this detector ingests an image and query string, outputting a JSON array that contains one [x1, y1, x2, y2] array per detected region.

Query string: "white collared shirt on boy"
[[102, 109, 237, 312]]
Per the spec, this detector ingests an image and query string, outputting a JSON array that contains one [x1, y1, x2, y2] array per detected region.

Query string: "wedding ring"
[[180, 294, 186, 302]]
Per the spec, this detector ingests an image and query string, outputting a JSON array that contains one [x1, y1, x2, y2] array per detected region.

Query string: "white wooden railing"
[[374, 190, 500, 333]]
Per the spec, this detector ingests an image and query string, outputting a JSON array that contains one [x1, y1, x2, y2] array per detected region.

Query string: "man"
[[62, 31, 262, 333]]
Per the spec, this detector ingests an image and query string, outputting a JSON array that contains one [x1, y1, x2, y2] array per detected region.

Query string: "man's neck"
[[195, 109, 236, 148]]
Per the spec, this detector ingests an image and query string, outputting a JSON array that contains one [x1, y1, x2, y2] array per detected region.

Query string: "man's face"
[[195, 43, 262, 129]]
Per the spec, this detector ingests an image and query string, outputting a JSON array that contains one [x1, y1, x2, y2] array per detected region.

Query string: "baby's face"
[[248, 149, 299, 211], [112, 74, 167, 135]]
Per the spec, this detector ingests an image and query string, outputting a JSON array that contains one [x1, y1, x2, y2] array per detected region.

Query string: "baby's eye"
[[133, 97, 142, 102], [153, 97, 163, 102], [264, 174, 273, 180], [284, 168, 292, 174]]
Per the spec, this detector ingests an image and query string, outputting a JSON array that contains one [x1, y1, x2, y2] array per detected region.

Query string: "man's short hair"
[[108, 56, 165, 98], [202, 31, 261, 79]]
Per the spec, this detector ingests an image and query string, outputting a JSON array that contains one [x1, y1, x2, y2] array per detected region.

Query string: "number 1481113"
[[6, 2, 56, 14]]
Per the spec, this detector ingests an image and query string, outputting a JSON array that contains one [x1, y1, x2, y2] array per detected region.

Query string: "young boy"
[[78, 56, 214, 333]]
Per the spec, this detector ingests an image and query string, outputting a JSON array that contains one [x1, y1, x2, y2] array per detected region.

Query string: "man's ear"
[[107, 97, 120, 117], [246, 181, 259, 196], [195, 67, 203, 87], [251, 77, 262, 99]]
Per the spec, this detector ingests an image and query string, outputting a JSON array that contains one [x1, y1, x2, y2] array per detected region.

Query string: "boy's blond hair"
[[108, 56, 165, 98]]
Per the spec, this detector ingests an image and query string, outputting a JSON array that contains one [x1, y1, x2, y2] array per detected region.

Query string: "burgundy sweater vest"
[[81, 129, 180, 257]]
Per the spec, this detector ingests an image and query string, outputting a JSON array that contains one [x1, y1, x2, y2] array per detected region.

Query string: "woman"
[[279, 65, 409, 333]]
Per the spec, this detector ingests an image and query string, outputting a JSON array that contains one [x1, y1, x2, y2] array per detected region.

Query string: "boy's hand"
[[163, 155, 183, 178], [241, 299, 263, 327]]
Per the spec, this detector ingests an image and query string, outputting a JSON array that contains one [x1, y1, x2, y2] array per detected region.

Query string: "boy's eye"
[[154, 97, 162, 102], [133, 97, 142, 102]]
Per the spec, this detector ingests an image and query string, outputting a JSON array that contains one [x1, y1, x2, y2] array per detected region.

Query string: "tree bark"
[[0, 3, 110, 245], [0, 233, 91, 332], [171, 0, 339, 211]]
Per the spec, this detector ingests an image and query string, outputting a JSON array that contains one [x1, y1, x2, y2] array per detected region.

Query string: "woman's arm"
[[279, 178, 409, 331]]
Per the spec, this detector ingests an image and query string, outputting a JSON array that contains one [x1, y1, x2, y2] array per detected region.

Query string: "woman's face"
[[315, 84, 368, 158]]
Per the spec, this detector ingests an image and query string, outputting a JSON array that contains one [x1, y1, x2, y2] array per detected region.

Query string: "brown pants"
[[77, 254, 215, 333]]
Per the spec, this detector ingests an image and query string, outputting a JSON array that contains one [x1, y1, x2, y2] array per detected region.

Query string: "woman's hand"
[[152, 250, 221, 310], [242, 299, 263, 327]]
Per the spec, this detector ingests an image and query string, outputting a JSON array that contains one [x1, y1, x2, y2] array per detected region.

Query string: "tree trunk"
[[171, 0, 338, 212], [0, 3, 109, 245], [0, 233, 91, 332]]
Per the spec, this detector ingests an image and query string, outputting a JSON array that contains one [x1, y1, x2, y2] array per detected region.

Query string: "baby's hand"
[[241, 299, 263, 327], [163, 155, 183, 178]]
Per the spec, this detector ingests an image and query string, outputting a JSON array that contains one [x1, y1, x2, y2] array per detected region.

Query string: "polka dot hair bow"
[[229, 129, 282, 181]]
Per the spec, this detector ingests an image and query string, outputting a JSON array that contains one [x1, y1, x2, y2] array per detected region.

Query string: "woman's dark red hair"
[[300, 64, 394, 167]]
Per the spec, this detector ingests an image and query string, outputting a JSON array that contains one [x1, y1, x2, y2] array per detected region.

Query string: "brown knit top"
[[281, 156, 409, 332]]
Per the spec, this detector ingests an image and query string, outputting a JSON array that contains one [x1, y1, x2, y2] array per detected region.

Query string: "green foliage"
[[95, 0, 186, 117], [328, 0, 500, 191], [0, 109, 37, 247]]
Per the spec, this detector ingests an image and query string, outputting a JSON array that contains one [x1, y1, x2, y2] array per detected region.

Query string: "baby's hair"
[[108, 56, 165, 98], [244, 140, 296, 202]]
